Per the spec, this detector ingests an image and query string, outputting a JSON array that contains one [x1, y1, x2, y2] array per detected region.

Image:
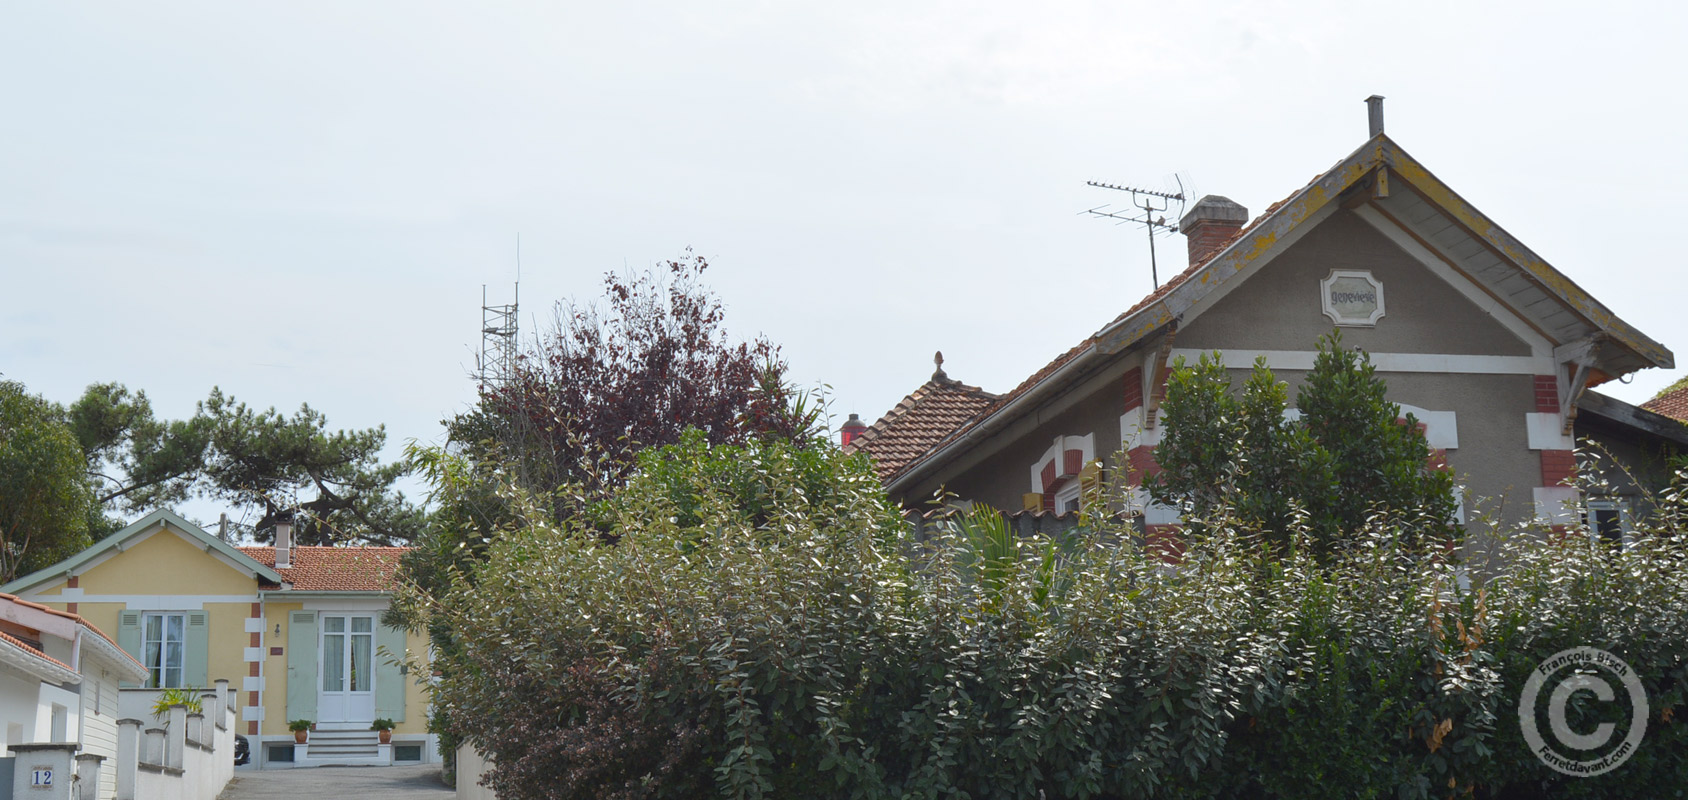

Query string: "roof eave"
[[1379, 142, 1673, 371], [0, 509, 285, 595], [80, 623, 149, 681], [0, 640, 80, 685], [258, 589, 394, 598]]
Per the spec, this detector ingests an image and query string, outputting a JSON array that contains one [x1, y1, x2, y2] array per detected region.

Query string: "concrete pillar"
[[214, 679, 230, 727], [166, 704, 187, 769], [74, 753, 103, 800], [144, 728, 166, 766], [185, 713, 203, 748], [202, 690, 221, 734], [115, 719, 142, 800], [10, 742, 77, 800]]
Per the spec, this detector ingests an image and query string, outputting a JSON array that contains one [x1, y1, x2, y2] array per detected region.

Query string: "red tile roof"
[[238, 546, 408, 592], [0, 591, 144, 673], [845, 369, 999, 480], [0, 629, 72, 672], [1642, 379, 1688, 422]]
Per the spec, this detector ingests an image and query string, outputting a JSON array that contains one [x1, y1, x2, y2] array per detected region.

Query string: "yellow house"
[[0, 509, 436, 769]]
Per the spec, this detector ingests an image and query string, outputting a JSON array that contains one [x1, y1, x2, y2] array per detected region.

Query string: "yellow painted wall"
[[69, 603, 125, 652], [77, 524, 260, 597], [260, 601, 300, 735], [398, 627, 432, 735], [206, 602, 252, 694], [256, 603, 433, 735]]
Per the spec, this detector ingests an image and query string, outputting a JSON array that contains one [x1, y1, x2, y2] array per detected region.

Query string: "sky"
[[3, 1, 1685, 526]]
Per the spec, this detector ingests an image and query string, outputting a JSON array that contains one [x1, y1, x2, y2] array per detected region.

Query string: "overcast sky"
[[4, 2, 1684, 526]]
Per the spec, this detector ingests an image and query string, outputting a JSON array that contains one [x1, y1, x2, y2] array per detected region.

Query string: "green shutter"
[[374, 623, 407, 723], [183, 612, 209, 688], [286, 611, 318, 722], [117, 611, 143, 689]]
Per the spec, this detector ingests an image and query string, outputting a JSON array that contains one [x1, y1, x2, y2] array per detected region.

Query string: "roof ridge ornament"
[[933, 351, 948, 382], [1367, 95, 1385, 138]]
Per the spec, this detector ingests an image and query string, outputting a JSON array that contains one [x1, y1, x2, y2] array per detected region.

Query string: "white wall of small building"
[[0, 665, 41, 752]]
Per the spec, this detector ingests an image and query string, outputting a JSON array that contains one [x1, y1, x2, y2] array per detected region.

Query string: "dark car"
[[234, 734, 250, 766]]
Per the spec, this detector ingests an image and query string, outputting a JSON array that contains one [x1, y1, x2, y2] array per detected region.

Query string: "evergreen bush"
[[404, 430, 1688, 799]]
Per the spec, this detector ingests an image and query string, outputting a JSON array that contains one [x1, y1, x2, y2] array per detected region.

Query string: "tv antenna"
[[1081, 177, 1186, 289], [477, 235, 521, 388]]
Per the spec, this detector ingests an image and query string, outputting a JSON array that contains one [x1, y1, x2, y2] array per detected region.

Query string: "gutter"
[[0, 639, 81, 686], [886, 343, 1103, 494]]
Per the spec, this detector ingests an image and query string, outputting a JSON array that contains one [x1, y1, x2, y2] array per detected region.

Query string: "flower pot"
[[294, 730, 308, 744], [378, 729, 392, 744]]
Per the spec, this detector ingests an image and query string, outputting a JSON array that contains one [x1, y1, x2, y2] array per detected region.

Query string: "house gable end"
[[75, 526, 262, 597], [0, 509, 283, 597], [1176, 208, 1543, 359]]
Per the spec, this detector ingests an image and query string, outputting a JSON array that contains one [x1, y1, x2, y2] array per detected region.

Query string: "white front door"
[[317, 614, 376, 726]]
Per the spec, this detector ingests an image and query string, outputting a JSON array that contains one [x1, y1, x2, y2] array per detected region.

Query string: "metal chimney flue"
[[274, 515, 293, 570], [1366, 95, 1386, 138]]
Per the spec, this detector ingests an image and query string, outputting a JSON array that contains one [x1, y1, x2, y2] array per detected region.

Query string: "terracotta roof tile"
[[876, 185, 1311, 486], [238, 546, 407, 592], [0, 629, 72, 673], [1642, 379, 1688, 422], [0, 591, 142, 672], [846, 371, 999, 480]]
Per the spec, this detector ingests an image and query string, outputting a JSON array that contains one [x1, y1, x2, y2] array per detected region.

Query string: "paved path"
[[218, 764, 454, 799]]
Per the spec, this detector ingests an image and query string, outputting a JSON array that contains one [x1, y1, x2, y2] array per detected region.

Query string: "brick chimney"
[[1178, 195, 1249, 267], [840, 413, 867, 448]]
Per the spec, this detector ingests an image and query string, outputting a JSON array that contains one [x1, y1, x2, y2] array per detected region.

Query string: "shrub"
[[411, 432, 1688, 799]]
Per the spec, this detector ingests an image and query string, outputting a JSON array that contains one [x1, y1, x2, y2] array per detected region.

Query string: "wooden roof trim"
[[1380, 142, 1673, 369]]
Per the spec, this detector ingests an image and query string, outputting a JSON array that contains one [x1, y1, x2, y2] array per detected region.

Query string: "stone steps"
[[305, 729, 379, 758]]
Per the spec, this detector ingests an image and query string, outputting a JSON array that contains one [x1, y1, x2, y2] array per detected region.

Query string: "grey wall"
[[905, 357, 1135, 512], [1263, 369, 1541, 525], [1177, 209, 1532, 357], [899, 208, 1562, 528]]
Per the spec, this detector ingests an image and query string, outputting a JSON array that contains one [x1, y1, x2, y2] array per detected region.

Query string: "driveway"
[[218, 764, 454, 799]]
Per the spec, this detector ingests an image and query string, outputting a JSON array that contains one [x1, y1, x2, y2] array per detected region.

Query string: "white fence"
[[6, 680, 234, 800], [117, 681, 236, 800]]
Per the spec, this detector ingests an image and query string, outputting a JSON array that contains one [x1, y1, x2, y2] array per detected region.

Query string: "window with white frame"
[[143, 612, 187, 688], [1054, 481, 1083, 515], [1585, 499, 1634, 546]]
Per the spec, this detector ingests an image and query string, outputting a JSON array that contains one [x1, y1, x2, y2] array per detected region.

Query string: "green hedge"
[[410, 434, 1688, 799]]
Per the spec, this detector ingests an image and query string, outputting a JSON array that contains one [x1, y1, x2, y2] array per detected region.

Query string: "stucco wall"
[[1258, 369, 1542, 526], [0, 668, 42, 751], [918, 358, 1135, 513], [1176, 209, 1533, 357], [74, 526, 259, 597]]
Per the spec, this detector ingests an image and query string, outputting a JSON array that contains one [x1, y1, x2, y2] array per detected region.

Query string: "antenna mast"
[[1082, 178, 1185, 289], [477, 237, 520, 388]]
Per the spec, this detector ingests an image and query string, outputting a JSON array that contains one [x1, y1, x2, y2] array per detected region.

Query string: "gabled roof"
[[239, 546, 407, 593], [881, 133, 1673, 491], [845, 365, 999, 480], [0, 509, 285, 595]]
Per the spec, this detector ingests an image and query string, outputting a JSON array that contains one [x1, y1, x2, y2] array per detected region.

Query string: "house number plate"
[[30, 767, 52, 788]]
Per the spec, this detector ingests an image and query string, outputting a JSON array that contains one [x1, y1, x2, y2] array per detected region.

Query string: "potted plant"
[[370, 718, 396, 744], [288, 719, 312, 744]]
